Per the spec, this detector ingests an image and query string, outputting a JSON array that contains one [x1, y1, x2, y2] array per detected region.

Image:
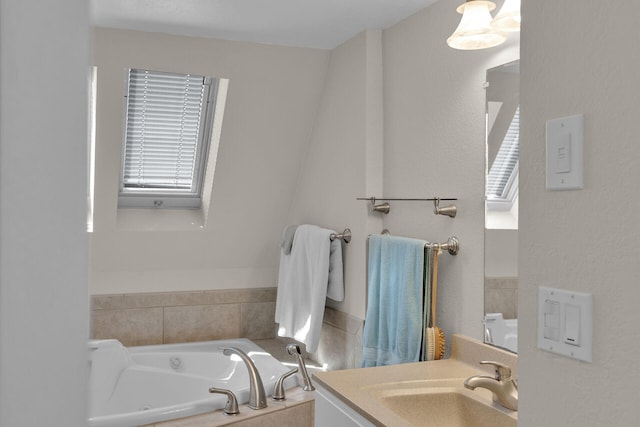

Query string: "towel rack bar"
[[369, 231, 459, 256], [357, 197, 457, 201], [425, 236, 459, 256], [359, 197, 458, 218], [330, 228, 351, 244]]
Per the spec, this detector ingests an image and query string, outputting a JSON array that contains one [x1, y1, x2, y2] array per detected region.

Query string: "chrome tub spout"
[[222, 347, 267, 410]]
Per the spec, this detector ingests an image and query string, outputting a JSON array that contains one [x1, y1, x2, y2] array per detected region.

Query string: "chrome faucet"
[[286, 343, 315, 391], [464, 361, 518, 411], [222, 347, 267, 410]]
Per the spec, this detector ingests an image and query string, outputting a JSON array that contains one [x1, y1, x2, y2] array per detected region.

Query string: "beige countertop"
[[313, 334, 518, 427]]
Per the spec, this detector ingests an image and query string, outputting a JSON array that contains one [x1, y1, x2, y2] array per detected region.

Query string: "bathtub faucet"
[[285, 343, 315, 391], [222, 347, 267, 410]]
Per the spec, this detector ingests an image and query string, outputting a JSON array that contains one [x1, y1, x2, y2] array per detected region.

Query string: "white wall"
[[485, 229, 518, 277], [0, 0, 90, 425], [287, 30, 384, 320], [90, 28, 329, 294], [381, 0, 519, 342], [289, 0, 520, 340], [519, 1, 640, 425]]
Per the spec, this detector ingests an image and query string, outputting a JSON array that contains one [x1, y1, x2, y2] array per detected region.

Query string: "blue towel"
[[361, 235, 426, 367]]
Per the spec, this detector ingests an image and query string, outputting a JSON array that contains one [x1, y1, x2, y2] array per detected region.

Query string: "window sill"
[[116, 208, 206, 231]]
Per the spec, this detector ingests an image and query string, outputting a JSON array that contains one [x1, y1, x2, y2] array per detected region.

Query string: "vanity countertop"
[[313, 334, 518, 427]]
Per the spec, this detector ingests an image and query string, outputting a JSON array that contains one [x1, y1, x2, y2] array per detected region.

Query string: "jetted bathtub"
[[484, 313, 518, 353], [88, 338, 295, 427]]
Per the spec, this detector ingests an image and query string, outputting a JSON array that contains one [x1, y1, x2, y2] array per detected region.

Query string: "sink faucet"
[[286, 343, 315, 391], [222, 347, 267, 410], [464, 361, 518, 411]]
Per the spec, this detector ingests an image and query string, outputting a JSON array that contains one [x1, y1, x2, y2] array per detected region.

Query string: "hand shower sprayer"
[[285, 343, 315, 391]]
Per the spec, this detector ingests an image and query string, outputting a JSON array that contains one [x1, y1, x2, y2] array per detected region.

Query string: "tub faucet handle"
[[209, 387, 239, 415], [272, 368, 298, 401]]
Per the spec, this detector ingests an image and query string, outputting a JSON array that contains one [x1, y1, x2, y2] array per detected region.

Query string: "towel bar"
[[426, 236, 459, 255], [369, 231, 459, 256], [330, 229, 351, 243], [357, 196, 458, 218]]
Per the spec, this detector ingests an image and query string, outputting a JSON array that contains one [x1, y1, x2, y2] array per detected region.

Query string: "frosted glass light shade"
[[492, 0, 521, 32], [447, 0, 507, 50]]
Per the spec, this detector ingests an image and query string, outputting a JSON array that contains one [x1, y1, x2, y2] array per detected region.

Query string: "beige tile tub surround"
[[484, 277, 518, 320], [314, 334, 518, 427], [91, 287, 364, 371], [91, 288, 278, 346], [311, 306, 364, 370]]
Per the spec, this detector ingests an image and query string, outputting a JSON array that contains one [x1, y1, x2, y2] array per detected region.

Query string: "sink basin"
[[313, 337, 519, 427], [364, 380, 516, 427]]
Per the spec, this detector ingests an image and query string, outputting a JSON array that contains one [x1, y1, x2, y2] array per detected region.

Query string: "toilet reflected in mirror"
[[484, 60, 519, 353]]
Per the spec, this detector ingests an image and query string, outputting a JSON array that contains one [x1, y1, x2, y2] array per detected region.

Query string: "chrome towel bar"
[[330, 228, 351, 243], [357, 196, 458, 218]]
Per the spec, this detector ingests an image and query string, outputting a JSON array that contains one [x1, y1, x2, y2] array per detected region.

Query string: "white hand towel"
[[280, 225, 298, 255], [275, 224, 343, 353], [326, 238, 344, 302]]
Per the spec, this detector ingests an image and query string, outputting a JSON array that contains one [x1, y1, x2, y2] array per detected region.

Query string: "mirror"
[[484, 60, 519, 353]]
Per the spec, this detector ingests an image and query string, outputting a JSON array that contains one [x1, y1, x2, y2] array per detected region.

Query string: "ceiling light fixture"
[[491, 0, 521, 32], [447, 0, 520, 51]]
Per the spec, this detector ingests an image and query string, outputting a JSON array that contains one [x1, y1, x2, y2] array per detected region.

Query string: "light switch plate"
[[538, 286, 593, 362], [546, 114, 584, 190]]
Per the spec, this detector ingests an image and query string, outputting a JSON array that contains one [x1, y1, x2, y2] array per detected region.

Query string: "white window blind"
[[119, 69, 217, 208], [487, 105, 519, 204]]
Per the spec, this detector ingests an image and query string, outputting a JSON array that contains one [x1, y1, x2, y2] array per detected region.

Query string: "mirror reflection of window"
[[485, 60, 519, 231], [487, 105, 519, 209]]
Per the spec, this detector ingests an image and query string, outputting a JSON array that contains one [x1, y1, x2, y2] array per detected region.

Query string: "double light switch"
[[538, 286, 592, 362]]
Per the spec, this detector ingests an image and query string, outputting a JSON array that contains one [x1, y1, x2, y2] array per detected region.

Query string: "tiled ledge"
[[92, 288, 277, 310], [91, 288, 277, 346], [142, 388, 315, 427]]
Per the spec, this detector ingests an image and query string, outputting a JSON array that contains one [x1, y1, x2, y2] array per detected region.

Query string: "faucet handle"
[[272, 368, 298, 401], [479, 361, 512, 380], [209, 387, 240, 415]]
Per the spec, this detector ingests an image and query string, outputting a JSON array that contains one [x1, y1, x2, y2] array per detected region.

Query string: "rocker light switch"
[[546, 114, 583, 190], [543, 300, 561, 341], [553, 132, 572, 173], [564, 304, 581, 346], [538, 286, 593, 362]]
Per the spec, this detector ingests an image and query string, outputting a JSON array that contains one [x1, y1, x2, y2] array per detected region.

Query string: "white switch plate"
[[538, 286, 593, 362], [546, 114, 584, 190]]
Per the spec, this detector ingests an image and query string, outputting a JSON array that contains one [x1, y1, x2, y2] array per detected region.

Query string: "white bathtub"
[[88, 338, 294, 427], [484, 313, 518, 353]]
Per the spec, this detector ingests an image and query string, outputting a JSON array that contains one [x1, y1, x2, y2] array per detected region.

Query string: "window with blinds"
[[119, 69, 218, 209], [487, 105, 519, 210]]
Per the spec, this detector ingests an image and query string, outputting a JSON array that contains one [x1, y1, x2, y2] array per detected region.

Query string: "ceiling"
[[90, 0, 439, 49]]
